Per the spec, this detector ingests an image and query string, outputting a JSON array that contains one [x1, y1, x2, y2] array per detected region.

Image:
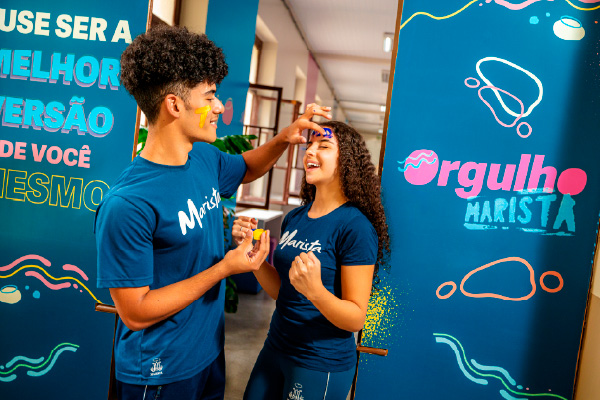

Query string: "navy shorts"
[[116, 351, 225, 400], [244, 343, 355, 400]]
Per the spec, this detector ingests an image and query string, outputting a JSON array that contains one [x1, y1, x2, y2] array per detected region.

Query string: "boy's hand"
[[223, 229, 270, 276], [281, 103, 332, 144]]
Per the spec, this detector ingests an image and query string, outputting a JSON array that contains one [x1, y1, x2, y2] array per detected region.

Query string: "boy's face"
[[181, 82, 224, 143]]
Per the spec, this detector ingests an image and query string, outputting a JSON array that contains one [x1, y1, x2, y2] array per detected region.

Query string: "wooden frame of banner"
[[350, 1, 403, 398], [573, 220, 600, 397], [376, 0, 403, 178], [95, 303, 118, 400], [130, 0, 153, 160]]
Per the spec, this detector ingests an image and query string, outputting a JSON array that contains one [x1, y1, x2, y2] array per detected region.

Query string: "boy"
[[95, 26, 330, 399]]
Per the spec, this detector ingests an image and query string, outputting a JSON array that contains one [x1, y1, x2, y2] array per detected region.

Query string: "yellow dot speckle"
[[362, 283, 400, 348]]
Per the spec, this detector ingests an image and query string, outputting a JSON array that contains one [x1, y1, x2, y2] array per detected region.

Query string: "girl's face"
[[303, 127, 340, 187]]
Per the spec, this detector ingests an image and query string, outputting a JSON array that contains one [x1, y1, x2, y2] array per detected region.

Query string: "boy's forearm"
[[241, 133, 289, 183], [111, 259, 230, 331]]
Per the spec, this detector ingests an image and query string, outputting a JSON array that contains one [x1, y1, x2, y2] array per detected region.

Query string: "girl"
[[233, 120, 390, 400]]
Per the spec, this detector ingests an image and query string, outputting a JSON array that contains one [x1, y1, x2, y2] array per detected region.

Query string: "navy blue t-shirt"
[[266, 203, 378, 372], [95, 142, 246, 385]]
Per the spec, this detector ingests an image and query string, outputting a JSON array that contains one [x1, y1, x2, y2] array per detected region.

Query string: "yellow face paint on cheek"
[[195, 105, 211, 128]]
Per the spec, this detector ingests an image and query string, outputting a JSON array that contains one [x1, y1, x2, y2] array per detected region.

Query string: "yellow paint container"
[[253, 229, 265, 240]]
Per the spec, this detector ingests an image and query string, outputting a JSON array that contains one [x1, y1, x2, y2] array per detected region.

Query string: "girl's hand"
[[289, 251, 326, 300], [232, 216, 258, 246]]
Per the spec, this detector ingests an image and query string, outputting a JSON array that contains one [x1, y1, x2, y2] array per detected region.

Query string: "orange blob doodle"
[[436, 281, 457, 299], [540, 271, 564, 293], [460, 257, 536, 301], [436, 257, 564, 301]]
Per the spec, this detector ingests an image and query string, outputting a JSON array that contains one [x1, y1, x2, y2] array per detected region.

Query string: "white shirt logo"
[[150, 358, 163, 376], [279, 230, 321, 253], [178, 188, 221, 235], [288, 383, 304, 400]]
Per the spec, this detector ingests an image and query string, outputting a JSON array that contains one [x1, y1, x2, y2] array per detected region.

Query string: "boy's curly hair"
[[120, 26, 228, 124], [300, 121, 391, 284]]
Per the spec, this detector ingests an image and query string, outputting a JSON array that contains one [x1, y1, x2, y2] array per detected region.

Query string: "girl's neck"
[[308, 182, 347, 218]]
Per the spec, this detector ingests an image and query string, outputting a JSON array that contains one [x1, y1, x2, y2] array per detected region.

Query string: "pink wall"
[[304, 53, 319, 107]]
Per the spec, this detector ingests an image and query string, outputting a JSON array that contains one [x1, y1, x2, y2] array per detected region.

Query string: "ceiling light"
[[378, 128, 383, 134], [380, 105, 386, 112], [383, 32, 394, 53]]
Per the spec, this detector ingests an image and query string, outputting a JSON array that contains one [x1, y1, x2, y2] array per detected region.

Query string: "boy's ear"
[[163, 94, 183, 119]]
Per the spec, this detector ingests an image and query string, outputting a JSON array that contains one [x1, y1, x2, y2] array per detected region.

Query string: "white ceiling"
[[285, 0, 399, 136]]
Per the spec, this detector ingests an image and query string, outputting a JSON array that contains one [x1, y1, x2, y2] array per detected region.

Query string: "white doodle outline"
[[475, 57, 543, 118]]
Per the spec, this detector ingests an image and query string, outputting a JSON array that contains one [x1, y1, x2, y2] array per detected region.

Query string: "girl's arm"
[[289, 251, 374, 332], [249, 230, 281, 299], [232, 218, 281, 299], [253, 256, 282, 300]]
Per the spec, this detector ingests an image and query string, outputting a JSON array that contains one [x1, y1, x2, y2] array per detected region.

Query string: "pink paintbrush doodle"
[[25, 271, 72, 290], [1, 254, 51, 272]]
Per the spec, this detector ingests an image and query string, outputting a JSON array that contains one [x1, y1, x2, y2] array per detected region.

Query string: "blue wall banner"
[[205, 0, 260, 138], [355, 1, 600, 399], [0, 2, 148, 399]]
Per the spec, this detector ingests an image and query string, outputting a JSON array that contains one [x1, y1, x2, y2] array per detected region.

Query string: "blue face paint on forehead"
[[311, 127, 333, 139]]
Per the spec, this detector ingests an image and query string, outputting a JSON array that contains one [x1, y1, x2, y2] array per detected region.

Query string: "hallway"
[[224, 291, 275, 400]]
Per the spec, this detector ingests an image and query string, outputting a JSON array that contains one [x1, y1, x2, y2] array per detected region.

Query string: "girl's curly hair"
[[300, 121, 391, 283], [120, 26, 228, 124]]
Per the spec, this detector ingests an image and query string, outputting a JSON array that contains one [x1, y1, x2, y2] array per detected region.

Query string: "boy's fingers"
[[303, 105, 331, 118], [256, 231, 270, 260], [258, 231, 269, 257], [312, 109, 332, 120], [265, 230, 271, 256], [306, 122, 325, 135], [251, 238, 260, 252], [288, 135, 307, 144]]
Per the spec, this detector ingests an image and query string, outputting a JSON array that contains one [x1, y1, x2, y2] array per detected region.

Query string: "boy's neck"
[[140, 122, 193, 166]]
